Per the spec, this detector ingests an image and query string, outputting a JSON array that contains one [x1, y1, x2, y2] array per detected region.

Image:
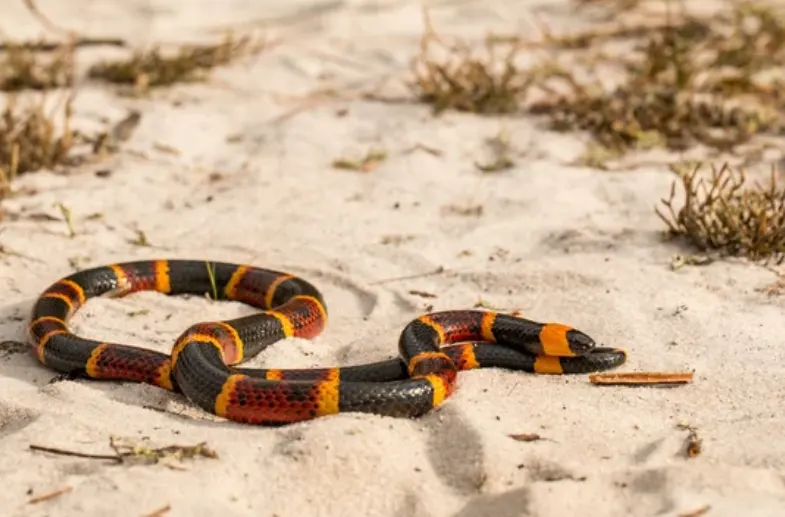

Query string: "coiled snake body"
[[27, 259, 626, 425]]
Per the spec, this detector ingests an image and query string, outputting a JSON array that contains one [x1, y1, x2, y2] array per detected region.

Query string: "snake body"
[[27, 259, 626, 425]]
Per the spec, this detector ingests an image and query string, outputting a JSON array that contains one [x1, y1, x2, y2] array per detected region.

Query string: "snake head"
[[565, 328, 595, 356]]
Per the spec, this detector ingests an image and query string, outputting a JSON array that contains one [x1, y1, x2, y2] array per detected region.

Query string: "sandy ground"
[[1, 1, 785, 516]]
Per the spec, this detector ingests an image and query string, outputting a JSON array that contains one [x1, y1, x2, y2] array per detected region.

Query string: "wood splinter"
[[589, 371, 694, 386], [28, 486, 73, 504]]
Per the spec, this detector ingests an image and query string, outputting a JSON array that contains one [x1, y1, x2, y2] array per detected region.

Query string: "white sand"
[[2, 1, 785, 516]]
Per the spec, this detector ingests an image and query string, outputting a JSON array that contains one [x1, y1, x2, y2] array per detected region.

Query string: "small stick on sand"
[[508, 433, 546, 442], [28, 485, 73, 504], [29, 444, 122, 462], [678, 504, 711, 517], [23, 0, 74, 37], [29, 439, 218, 467], [369, 266, 445, 286], [0, 38, 126, 51], [140, 504, 172, 517], [588, 371, 694, 385]]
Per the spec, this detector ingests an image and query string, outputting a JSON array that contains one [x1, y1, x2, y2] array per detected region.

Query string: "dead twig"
[[139, 504, 172, 517], [332, 148, 388, 172], [508, 433, 547, 442], [368, 266, 445, 286], [678, 504, 711, 517], [29, 437, 218, 468], [27, 485, 73, 504], [589, 371, 694, 385], [29, 444, 121, 462], [23, 0, 75, 38], [0, 38, 125, 51]]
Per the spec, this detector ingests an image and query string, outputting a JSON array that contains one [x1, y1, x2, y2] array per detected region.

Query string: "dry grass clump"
[[0, 96, 78, 195], [407, 1, 785, 264], [410, 32, 528, 114], [531, 2, 785, 156], [409, 1, 785, 160], [0, 25, 80, 200], [408, 9, 541, 115], [0, 93, 118, 199], [0, 29, 262, 205], [0, 41, 75, 91], [656, 162, 785, 264], [0, 0, 263, 209], [87, 33, 260, 91]]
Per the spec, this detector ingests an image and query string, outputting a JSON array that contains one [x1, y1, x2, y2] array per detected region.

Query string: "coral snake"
[[27, 259, 626, 425]]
